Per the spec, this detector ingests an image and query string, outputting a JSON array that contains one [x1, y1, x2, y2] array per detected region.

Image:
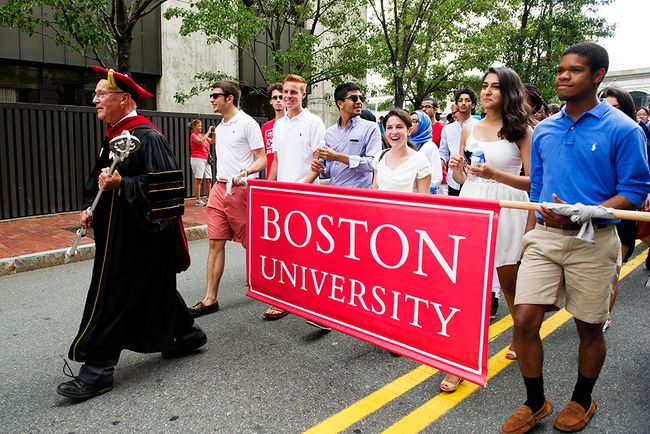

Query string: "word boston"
[[246, 181, 500, 385]]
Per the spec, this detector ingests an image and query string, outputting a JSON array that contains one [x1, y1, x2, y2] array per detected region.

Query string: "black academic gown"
[[69, 121, 193, 363]]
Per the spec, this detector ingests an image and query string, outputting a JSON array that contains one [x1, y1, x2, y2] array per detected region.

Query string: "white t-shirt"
[[417, 140, 443, 189], [272, 108, 326, 183], [372, 150, 432, 192], [215, 110, 264, 178]]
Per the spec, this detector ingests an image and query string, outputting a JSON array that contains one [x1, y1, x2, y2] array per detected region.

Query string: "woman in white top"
[[372, 109, 431, 194], [409, 110, 443, 192], [443, 67, 533, 392]]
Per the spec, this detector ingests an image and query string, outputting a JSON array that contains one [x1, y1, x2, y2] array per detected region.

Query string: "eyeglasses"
[[209, 92, 227, 100], [420, 104, 436, 110], [344, 95, 366, 103], [92, 91, 126, 99], [271, 95, 283, 101]]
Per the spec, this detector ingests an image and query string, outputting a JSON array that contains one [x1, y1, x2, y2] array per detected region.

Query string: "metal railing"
[[0, 102, 263, 220]]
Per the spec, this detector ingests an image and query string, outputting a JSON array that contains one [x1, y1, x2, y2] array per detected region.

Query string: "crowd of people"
[[58, 41, 650, 434]]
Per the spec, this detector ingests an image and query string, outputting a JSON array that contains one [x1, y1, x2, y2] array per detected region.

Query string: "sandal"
[[505, 347, 517, 360], [263, 306, 289, 320], [439, 373, 463, 392]]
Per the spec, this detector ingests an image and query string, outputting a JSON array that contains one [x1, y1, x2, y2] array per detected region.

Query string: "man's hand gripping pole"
[[64, 130, 141, 263]]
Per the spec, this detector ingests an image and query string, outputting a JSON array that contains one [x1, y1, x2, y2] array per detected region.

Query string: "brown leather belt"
[[536, 219, 609, 230]]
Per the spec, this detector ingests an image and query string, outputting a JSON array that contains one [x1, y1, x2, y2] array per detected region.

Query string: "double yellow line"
[[305, 248, 647, 433]]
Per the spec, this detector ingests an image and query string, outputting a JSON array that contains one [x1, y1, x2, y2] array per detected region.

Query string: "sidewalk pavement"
[[0, 199, 209, 277]]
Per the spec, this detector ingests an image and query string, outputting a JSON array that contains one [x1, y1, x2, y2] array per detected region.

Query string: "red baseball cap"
[[91, 65, 153, 100]]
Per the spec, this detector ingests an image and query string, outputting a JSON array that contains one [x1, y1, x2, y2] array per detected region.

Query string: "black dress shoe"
[[162, 324, 207, 358], [57, 377, 114, 400], [188, 301, 219, 317]]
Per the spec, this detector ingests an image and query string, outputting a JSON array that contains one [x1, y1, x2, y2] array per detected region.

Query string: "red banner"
[[246, 180, 500, 386]]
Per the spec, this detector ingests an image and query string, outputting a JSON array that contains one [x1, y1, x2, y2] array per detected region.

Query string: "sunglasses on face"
[[209, 92, 226, 100], [344, 95, 366, 103], [271, 95, 283, 100]]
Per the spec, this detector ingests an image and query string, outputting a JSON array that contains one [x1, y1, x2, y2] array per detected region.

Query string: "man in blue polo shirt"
[[501, 43, 650, 434]]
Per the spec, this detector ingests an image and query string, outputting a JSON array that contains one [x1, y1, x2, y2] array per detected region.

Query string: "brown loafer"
[[554, 399, 596, 432], [188, 301, 219, 317], [500, 397, 553, 434]]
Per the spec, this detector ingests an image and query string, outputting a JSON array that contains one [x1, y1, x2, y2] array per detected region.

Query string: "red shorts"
[[206, 183, 247, 244]]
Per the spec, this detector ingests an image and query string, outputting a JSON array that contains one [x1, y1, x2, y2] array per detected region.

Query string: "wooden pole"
[[498, 200, 650, 222]]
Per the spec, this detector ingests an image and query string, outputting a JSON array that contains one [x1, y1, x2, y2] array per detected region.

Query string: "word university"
[[246, 181, 500, 385]]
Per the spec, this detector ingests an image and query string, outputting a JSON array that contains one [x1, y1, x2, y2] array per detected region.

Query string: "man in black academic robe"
[[57, 66, 206, 401]]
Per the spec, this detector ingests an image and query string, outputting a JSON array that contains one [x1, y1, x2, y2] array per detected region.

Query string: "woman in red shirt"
[[188, 119, 215, 206]]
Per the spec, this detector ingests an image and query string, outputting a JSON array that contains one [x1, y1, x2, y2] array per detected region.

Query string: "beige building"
[[601, 67, 650, 108]]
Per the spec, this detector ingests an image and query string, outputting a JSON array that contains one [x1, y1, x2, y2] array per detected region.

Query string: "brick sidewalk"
[[0, 199, 209, 276]]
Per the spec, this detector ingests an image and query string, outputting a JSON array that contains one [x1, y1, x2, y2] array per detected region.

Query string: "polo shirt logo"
[[591, 143, 597, 151]]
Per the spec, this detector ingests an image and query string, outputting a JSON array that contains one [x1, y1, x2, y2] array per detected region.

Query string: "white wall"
[[158, 0, 239, 114]]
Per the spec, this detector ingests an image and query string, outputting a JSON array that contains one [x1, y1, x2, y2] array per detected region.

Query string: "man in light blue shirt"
[[312, 83, 382, 188], [439, 87, 478, 196], [502, 42, 650, 434]]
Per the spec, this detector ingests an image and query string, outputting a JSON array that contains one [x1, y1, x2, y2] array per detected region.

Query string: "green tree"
[[483, 0, 614, 99], [367, 0, 497, 109], [164, 0, 373, 101], [0, 0, 166, 74]]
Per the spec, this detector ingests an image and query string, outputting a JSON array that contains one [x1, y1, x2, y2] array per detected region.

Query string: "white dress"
[[372, 150, 431, 193], [460, 123, 529, 267]]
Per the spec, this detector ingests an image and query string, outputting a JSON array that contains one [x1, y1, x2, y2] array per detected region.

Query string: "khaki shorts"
[[515, 223, 621, 324], [191, 157, 212, 179], [206, 183, 247, 244]]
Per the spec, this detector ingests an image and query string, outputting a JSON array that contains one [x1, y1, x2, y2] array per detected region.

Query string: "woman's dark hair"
[[637, 107, 650, 117], [382, 108, 416, 150], [187, 118, 201, 131], [483, 67, 530, 142], [523, 83, 544, 114], [360, 109, 376, 122], [598, 86, 636, 120]]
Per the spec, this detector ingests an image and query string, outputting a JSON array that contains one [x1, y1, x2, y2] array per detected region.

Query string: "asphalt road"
[[1, 239, 650, 433]]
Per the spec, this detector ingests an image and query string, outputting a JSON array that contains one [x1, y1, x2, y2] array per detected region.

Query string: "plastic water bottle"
[[470, 150, 486, 167]]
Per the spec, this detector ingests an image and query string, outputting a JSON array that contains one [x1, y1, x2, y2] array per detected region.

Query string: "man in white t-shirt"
[[268, 74, 326, 184], [188, 80, 266, 317], [263, 73, 326, 322]]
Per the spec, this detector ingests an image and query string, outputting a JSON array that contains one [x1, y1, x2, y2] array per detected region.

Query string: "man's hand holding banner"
[[246, 181, 500, 386]]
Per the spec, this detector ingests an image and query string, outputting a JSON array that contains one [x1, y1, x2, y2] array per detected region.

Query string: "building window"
[[0, 62, 157, 109]]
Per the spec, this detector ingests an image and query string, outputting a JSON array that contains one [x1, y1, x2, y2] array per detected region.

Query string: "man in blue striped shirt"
[[311, 83, 382, 188]]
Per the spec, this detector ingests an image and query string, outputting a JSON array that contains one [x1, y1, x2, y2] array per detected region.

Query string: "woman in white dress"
[[372, 109, 431, 194], [442, 67, 533, 392]]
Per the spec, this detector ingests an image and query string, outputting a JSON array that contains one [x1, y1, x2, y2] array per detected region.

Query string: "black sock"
[[523, 375, 545, 412], [571, 372, 596, 412]]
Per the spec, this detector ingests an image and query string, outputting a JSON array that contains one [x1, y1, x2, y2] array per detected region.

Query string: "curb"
[[0, 224, 208, 277]]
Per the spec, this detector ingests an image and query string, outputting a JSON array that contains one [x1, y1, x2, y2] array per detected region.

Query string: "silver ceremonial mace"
[[64, 130, 141, 263]]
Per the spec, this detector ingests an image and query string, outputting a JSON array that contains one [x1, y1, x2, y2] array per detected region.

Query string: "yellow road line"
[[305, 312, 514, 433], [305, 249, 646, 434], [381, 250, 645, 433]]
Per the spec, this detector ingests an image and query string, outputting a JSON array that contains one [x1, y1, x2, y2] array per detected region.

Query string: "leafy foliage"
[[164, 0, 374, 101], [367, 0, 613, 108], [479, 0, 614, 99]]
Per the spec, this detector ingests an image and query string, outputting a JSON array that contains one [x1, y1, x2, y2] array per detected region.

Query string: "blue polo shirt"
[[530, 100, 650, 222]]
